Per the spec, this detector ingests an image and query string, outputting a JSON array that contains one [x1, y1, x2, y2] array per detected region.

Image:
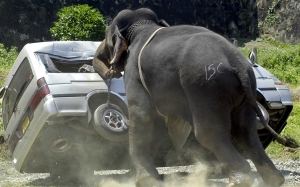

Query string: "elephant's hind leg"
[[191, 104, 254, 187], [232, 104, 285, 187]]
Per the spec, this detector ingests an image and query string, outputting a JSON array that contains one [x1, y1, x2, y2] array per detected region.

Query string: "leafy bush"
[[0, 44, 18, 86], [0, 43, 18, 131], [239, 40, 300, 85], [0, 44, 18, 69], [258, 0, 281, 34], [50, 4, 107, 41]]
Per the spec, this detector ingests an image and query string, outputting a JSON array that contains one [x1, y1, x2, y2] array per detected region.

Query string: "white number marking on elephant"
[[217, 62, 224, 73], [205, 64, 216, 81], [205, 62, 224, 81]]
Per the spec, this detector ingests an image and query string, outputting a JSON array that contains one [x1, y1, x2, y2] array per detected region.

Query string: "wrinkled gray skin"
[[93, 8, 285, 187]]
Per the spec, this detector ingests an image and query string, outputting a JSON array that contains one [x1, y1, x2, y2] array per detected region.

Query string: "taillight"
[[30, 77, 50, 112]]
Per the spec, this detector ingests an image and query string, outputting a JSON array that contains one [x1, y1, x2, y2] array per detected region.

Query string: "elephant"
[[93, 8, 290, 187]]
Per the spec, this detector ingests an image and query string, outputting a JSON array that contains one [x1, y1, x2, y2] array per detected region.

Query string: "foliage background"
[[239, 40, 300, 85], [266, 102, 300, 160], [0, 0, 261, 49], [0, 44, 18, 161], [49, 4, 107, 41], [0, 44, 18, 86]]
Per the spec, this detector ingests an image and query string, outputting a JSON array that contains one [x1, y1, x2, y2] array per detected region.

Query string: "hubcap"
[[103, 109, 127, 130]]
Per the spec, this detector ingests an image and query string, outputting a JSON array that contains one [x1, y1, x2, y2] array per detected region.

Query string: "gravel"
[[0, 159, 299, 187]]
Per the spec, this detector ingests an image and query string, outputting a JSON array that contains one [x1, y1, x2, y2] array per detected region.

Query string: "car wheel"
[[93, 103, 128, 142], [256, 101, 270, 130]]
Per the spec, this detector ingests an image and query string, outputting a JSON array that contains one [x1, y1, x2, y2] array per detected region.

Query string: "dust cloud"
[[98, 179, 134, 187], [97, 163, 224, 187]]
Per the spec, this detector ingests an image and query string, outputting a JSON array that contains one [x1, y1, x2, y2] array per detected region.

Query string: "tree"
[[50, 4, 107, 41]]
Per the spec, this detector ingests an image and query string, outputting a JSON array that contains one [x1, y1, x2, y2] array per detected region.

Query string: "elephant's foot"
[[135, 175, 163, 187], [227, 171, 254, 187], [260, 168, 285, 187]]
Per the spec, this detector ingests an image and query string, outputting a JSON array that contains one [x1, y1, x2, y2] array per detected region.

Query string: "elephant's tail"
[[234, 59, 299, 148]]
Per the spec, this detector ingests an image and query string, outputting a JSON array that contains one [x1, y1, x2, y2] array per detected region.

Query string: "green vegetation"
[[265, 0, 281, 26], [50, 4, 107, 41], [239, 40, 300, 85], [266, 102, 300, 160], [0, 44, 18, 87], [0, 44, 17, 161], [258, 0, 281, 33]]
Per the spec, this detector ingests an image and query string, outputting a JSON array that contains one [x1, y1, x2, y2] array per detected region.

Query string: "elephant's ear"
[[158, 19, 170, 27], [109, 25, 128, 65]]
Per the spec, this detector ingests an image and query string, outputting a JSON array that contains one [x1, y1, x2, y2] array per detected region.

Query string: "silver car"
[[0, 41, 293, 181], [0, 41, 131, 181]]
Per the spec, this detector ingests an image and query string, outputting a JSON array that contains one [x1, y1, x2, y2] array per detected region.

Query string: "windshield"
[[33, 41, 98, 73], [35, 53, 94, 73]]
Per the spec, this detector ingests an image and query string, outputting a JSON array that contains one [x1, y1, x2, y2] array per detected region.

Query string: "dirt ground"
[[0, 152, 300, 187]]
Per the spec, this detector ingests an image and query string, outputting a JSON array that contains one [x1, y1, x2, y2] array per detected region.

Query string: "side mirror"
[[230, 38, 238, 47], [249, 47, 258, 66]]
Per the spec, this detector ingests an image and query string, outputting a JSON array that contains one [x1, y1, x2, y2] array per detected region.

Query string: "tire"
[[256, 101, 270, 130], [93, 103, 129, 142]]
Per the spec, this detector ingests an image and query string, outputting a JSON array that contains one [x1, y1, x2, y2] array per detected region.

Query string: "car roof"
[[26, 41, 101, 61]]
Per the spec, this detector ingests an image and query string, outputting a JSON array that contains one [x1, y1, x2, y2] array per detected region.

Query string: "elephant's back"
[[142, 24, 247, 85], [139, 25, 247, 117], [149, 25, 237, 64]]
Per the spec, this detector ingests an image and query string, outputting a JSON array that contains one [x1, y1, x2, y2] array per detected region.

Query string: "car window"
[[35, 53, 93, 73], [2, 58, 34, 130], [50, 58, 93, 72]]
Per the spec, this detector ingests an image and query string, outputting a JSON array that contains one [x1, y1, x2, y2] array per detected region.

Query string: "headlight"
[[268, 101, 284, 109]]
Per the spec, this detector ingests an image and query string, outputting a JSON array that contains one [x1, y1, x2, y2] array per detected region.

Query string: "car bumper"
[[256, 84, 293, 148], [12, 96, 57, 172]]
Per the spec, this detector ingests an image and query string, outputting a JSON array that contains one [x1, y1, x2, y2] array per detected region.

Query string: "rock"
[[258, 0, 300, 44]]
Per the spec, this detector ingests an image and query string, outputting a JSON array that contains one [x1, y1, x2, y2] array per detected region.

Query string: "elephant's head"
[[93, 8, 169, 79]]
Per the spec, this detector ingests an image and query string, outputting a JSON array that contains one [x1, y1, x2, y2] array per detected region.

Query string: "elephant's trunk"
[[93, 39, 123, 79]]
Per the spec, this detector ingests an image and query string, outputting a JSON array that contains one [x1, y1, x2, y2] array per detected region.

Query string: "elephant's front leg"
[[128, 103, 162, 187]]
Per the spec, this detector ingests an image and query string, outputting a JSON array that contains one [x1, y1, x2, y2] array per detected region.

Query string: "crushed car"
[[0, 41, 294, 181]]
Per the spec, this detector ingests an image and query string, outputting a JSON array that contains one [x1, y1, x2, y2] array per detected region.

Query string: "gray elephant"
[[93, 8, 289, 187]]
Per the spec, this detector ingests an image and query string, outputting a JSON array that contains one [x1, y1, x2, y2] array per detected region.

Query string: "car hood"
[[252, 64, 273, 79]]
